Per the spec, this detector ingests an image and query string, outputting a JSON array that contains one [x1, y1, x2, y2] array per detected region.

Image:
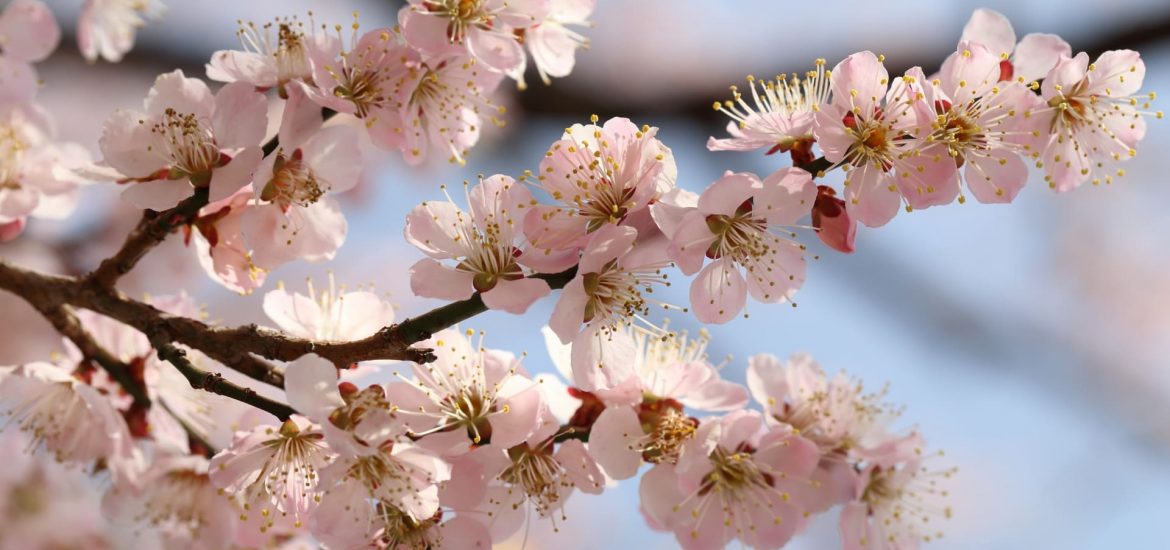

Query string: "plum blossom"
[[263, 273, 396, 343], [917, 42, 1039, 205], [0, 103, 90, 226], [405, 175, 551, 314], [207, 15, 339, 95], [243, 83, 360, 269], [1028, 50, 1159, 191], [664, 168, 813, 324], [812, 52, 942, 226], [0, 361, 141, 484], [839, 433, 955, 550], [640, 410, 820, 550], [102, 454, 238, 550], [959, 8, 1070, 84], [190, 185, 266, 294], [811, 184, 856, 253], [548, 224, 672, 344], [709, 59, 831, 158], [449, 416, 604, 539], [282, 354, 452, 532], [525, 115, 676, 254], [0, 0, 59, 103], [79, 0, 164, 63], [385, 328, 546, 454], [98, 70, 267, 210], [209, 415, 331, 534], [391, 55, 505, 166], [399, 0, 549, 82], [526, 0, 595, 87]]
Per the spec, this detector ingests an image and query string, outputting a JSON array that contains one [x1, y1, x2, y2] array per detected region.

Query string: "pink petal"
[[330, 291, 395, 340], [300, 125, 362, 195], [206, 50, 276, 87], [523, 204, 586, 251], [553, 438, 605, 495], [467, 27, 526, 77], [897, 145, 960, 210], [405, 200, 469, 259], [588, 405, 644, 480], [1013, 33, 1072, 83], [482, 277, 551, 314], [489, 382, 544, 449], [959, 8, 1016, 58], [757, 167, 815, 225], [578, 224, 636, 273], [121, 179, 194, 210], [212, 82, 267, 150], [528, 23, 580, 80], [668, 209, 716, 275], [1041, 52, 1089, 100], [689, 258, 746, 324], [698, 171, 759, 215], [746, 353, 787, 413], [99, 109, 164, 178], [838, 501, 871, 550], [0, 57, 37, 104], [965, 149, 1028, 203], [145, 70, 213, 120], [1087, 49, 1145, 97], [548, 276, 588, 343], [435, 516, 491, 550], [409, 258, 475, 301], [831, 51, 889, 117], [569, 324, 636, 391], [262, 287, 322, 339], [283, 353, 344, 421], [638, 464, 683, 529], [679, 375, 749, 412], [844, 163, 900, 228], [208, 146, 261, 203]]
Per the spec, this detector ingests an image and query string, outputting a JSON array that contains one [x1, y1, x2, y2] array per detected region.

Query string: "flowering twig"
[[151, 339, 295, 421], [38, 303, 150, 407]]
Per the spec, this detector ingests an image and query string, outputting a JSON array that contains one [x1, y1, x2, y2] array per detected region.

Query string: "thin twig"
[[37, 304, 151, 407], [153, 340, 295, 421]]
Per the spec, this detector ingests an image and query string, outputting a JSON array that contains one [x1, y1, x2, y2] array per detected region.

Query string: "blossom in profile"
[[708, 59, 831, 158], [99, 70, 267, 210], [262, 273, 395, 343], [664, 168, 813, 324], [78, 0, 164, 63], [399, 0, 549, 81], [525, 115, 676, 255], [207, 15, 339, 95], [243, 83, 360, 269], [405, 175, 551, 314], [526, 0, 595, 87]]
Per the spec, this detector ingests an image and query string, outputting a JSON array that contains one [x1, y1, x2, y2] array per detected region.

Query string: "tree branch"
[[38, 304, 151, 407], [152, 339, 295, 421]]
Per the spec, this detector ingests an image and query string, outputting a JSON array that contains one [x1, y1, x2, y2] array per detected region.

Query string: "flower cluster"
[[710, 8, 1160, 251]]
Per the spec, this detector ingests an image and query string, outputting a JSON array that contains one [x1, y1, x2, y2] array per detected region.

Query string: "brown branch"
[[86, 188, 211, 289], [38, 304, 151, 407], [152, 340, 295, 421]]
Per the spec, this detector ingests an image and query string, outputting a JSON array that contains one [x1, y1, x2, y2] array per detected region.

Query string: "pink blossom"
[[1028, 50, 1158, 191], [243, 83, 360, 269], [405, 175, 551, 314], [0, 0, 59, 103], [399, 0, 550, 82], [190, 185, 266, 294], [918, 42, 1040, 205], [305, 26, 413, 121], [839, 433, 955, 550], [102, 454, 238, 550], [0, 103, 90, 225], [547, 224, 672, 343], [391, 55, 505, 166], [960, 8, 1071, 84], [708, 59, 830, 156], [263, 273, 395, 343], [385, 328, 546, 454], [78, 0, 164, 63], [98, 70, 267, 210], [812, 52, 940, 226], [209, 415, 330, 534], [526, 0, 595, 86], [0, 361, 141, 485], [665, 168, 813, 324], [639, 410, 820, 550], [207, 15, 339, 95], [448, 418, 604, 540], [525, 116, 676, 255]]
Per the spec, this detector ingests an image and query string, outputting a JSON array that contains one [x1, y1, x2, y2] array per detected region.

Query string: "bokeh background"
[[3, 0, 1170, 548]]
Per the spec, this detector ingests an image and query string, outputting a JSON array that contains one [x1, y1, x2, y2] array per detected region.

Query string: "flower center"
[[500, 445, 569, 516], [581, 259, 664, 327], [329, 30, 397, 119], [700, 446, 774, 497], [143, 470, 214, 531], [421, 0, 494, 44], [376, 504, 438, 548], [639, 408, 697, 464], [438, 388, 501, 443], [261, 149, 326, 208], [154, 108, 222, 177], [705, 200, 770, 262], [236, 18, 314, 85]]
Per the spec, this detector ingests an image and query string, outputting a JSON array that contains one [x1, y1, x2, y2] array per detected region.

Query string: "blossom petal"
[[212, 82, 267, 150], [121, 179, 194, 211], [284, 353, 344, 421], [409, 258, 475, 302], [481, 277, 551, 314], [959, 8, 1016, 58], [689, 258, 746, 324], [587, 405, 643, 480]]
